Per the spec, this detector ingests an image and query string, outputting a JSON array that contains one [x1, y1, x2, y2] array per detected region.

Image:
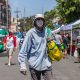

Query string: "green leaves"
[[56, 0, 80, 23]]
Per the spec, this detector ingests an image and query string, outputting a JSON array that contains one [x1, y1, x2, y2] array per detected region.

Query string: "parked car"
[[0, 29, 8, 52], [0, 35, 5, 52]]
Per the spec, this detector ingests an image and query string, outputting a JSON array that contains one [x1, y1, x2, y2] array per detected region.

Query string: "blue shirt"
[[18, 27, 51, 71]]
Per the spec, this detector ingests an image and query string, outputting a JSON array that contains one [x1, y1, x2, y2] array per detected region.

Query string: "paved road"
[[0, 49, 80, 80]]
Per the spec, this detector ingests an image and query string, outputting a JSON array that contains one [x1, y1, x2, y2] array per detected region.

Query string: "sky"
[[9, 0, 57, 18]]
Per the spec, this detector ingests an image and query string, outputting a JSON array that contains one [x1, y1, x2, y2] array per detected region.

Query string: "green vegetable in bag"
[[60, 44, 64, 50]]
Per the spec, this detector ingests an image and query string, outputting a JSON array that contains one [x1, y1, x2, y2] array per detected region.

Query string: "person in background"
[[4, 31, 16, 66], [62, 33, 69, 58], [18, 14, 53, 80], [54, 32, 63, 50], [19, 32, 24, 50], [76, 35, 80, 62]]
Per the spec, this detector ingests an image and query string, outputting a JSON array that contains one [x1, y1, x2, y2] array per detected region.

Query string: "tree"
[[44, 9, 58, 29], [56, 0, 80, 23], [19, 16, 34, 31]]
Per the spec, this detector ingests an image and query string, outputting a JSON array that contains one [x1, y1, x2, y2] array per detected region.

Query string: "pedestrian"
[[18, 31, 24, 50], [76, 35, 80, 62], [62, 33, 69, 58], [4, 31, 16, 66], [54, 32, 63, 50], [18, 14, 53, 80]]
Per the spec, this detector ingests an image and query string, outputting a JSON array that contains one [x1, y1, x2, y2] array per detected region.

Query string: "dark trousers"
[[29, 68, 53, 80]]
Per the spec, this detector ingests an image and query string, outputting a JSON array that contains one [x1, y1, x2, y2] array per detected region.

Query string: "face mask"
[[36, 19, 44, 27]]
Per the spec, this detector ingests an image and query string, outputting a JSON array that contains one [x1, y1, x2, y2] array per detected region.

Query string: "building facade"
[[0, 0, 11, 29]]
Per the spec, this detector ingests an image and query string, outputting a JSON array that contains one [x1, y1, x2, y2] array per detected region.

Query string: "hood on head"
[[34, 14, 45, 27], [35, 14, 44, 19]]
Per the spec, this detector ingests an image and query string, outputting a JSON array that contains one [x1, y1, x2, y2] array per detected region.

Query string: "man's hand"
[[4, 43, 6, 50], [13, 47, 16, 51], [20, 63, 27, 75], [4, 46, 6, 50]]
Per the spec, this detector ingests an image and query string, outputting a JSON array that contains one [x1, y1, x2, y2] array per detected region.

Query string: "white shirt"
[[6, 37, 14, 48], [55, 34, 62, 44]]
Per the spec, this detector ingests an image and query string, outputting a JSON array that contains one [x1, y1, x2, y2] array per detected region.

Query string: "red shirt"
[[4, 35, 16, 48]]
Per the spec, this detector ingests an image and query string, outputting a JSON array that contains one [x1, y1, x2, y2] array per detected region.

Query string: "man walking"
[[18, 14, 53, 80], [4, 31, 16, 66]]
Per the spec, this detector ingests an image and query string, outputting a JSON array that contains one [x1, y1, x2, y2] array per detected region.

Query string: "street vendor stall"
[[61, 19, 80, 56]]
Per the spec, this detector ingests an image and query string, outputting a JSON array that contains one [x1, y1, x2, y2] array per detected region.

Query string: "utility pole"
[[14, 8, 21, 31], [23, 8, 26, 31], [6, 0, 9, 30]]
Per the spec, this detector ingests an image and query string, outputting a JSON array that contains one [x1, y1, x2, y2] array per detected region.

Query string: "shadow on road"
[[5, 62, 17, 66], [0, 51, 7, 57], [74, 61, 80, 63]]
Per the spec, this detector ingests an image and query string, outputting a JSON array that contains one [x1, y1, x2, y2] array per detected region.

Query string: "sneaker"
[[8, 63, 11, 66]]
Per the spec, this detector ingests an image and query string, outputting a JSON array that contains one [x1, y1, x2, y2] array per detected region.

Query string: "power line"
[[23, 8, 26, 28], [14, 8, 21, 31]]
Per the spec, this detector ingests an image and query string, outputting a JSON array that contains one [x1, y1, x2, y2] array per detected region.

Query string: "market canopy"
[[61, 23, 72, 30], [72, 19, 80, 26], [72, 19, 80, 29], [61, 19, 80, 30]]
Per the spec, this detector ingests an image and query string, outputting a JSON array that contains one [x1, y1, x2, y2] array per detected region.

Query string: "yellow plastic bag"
[[47, 40, 63, 61]]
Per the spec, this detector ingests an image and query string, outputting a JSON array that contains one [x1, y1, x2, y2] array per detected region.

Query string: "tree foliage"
[[19, 0, 80, 31], [44, 9, 58, 29], [56, 0, 80, 23], [19, 16, 34, 31]]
